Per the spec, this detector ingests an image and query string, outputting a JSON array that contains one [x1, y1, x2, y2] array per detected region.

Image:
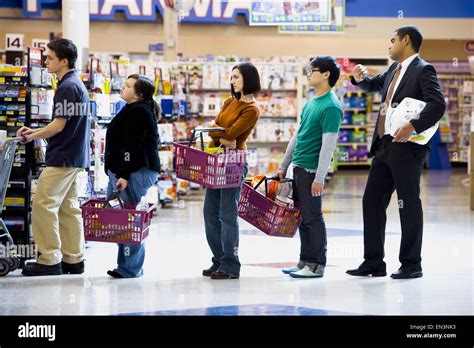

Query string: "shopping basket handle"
[[253, 176, 294, 198], [4, 136, 27, 145], [188, 126, 225, 150], [103, 187, 135, 208], [267, 176, 294, 183]]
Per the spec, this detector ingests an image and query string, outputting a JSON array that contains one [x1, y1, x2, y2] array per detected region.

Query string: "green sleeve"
[[321, 107, 343, 133]]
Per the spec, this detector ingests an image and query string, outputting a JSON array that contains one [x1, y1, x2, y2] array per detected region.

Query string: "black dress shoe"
[[346, 267, 387, 277], [202, 268, 215, 277], [210, 271, 239, 279], [390, 269, 423, 279], [62, 261, 85, 274], [22, 262, 63, 276], [107, 270, 124, 278]]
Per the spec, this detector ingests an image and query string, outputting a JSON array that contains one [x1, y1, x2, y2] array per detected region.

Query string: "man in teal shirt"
[[277, 56, 343, 278]]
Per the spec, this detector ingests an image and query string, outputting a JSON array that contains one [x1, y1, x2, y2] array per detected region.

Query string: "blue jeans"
[[203, 165, 248, 277], [293, 166, 327, 266], [107, 168, 158, 278]]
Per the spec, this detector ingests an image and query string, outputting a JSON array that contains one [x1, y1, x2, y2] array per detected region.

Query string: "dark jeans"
[[293, 166, 327, 266], [203, 165, 248, 277], [362, 136, 428, 272], [107, 168, 158, 278]]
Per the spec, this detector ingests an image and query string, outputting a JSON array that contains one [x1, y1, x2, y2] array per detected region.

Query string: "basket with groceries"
[[173, 127, 247, 189], [238, 175, 302, 238]]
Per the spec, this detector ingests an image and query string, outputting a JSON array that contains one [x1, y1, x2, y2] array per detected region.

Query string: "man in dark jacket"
[[346, 26, 446, 279]]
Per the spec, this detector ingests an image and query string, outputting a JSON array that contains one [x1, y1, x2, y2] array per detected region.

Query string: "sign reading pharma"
[[22, 0, 252, 24]]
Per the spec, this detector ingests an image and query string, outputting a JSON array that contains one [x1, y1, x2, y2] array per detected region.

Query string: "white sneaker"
[[289, 265, 325, 278], [282, 261, 305, 274]]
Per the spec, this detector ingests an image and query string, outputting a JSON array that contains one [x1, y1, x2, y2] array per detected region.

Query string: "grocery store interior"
[[0, 0, 472, 316]]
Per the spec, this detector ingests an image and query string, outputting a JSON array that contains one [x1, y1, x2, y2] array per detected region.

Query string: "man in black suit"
[[346, 26, 446, 279]]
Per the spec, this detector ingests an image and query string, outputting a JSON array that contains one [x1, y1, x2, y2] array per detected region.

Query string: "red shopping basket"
[[174, 127, 246, 189], [80, 190, 155, 244], [238, 176, 302, 238]]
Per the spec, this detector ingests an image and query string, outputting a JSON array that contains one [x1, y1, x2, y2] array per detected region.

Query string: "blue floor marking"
[[121, 304, 359, 316]]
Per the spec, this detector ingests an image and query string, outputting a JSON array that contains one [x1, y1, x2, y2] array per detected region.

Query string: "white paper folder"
[[389, 97, 439, 145]]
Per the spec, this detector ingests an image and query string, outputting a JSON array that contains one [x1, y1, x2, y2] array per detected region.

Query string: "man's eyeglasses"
[[305, 67, 321, 75]]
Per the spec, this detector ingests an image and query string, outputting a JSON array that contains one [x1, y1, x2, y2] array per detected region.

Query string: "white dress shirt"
[[385, 53, 419, 135]]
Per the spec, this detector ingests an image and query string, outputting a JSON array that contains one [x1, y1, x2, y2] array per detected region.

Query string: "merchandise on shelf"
[[0, 47, 52, 250], [159, 151, 174, 173], [438, 74, 473, 163], [158, 123, 174, 144], [157, 178, 176, 204]]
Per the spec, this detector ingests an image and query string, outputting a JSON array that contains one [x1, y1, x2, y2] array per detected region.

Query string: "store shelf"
[[199, 115, 297, 120], [337, 162, 371, 166], [0, 97, 26, 103], [340, 125, 368, 129], [4, 121, 26, 127], [344, 108, 367, 112], [2, 205, 26, 212], [0, 76, 28, 84], [7, 181, 27, 189], [247, 141, 289, 146], [189, 88, 297, 93], [0, 110, 27, 116], [344, 91, 367, 95]]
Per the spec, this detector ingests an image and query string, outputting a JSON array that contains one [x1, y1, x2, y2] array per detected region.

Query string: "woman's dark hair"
[[47, 39, 77, 69], [127, 74, 161, 121], [230, 62, 261, 99], [310, 56, 341, 87]]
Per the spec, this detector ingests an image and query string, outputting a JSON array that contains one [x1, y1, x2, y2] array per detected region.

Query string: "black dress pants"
[[362, 135, 428, 272]]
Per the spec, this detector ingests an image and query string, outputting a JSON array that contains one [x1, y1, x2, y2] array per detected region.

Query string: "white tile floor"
[[0, 169, 472, 315]]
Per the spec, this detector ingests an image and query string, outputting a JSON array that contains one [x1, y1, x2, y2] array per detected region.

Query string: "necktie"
[[378, 64, 402, 138]]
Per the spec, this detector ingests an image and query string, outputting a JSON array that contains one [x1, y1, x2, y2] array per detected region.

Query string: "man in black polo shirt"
[[17, 39, 90, 276]]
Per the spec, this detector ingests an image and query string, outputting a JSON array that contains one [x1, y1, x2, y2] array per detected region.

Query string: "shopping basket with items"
[[238, 176, 302, 238], [174, 127, 247, 189], [0, 137, 25, 276], [80, 188, 155, 244]]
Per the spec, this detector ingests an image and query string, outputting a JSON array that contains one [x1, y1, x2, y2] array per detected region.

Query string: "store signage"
[[32, 39, 49, 51], [6, 34, 24, 51], [464, 41, 474, 55], [148, 43, 164, 52], [22, 0, 251, 24], [432, 61, 472, 74], [250, 0, 331, 26]]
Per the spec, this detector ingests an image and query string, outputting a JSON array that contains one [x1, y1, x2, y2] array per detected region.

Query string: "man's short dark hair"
[[310, 55, 340, 87], [47, 39, 78, 69], [231, 62, 261, 99], [395, 26, 423, 52]]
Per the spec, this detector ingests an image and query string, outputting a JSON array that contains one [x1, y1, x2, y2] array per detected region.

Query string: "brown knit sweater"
[[209, 97, 260, 150]]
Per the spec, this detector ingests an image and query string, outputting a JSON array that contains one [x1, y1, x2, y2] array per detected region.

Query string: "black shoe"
[[62, 261, 85, 274], [202, 268, 215, 277], [210, 271, 239, 279], [390, 269, 423, 279], [107, 270, 124, 278], [22, 262, 63, 276], [346, 267, 387, 277]]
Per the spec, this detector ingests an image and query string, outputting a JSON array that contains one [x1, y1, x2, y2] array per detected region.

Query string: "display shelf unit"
[[0, 66, 30, 248], [438, 74, 473, 164], [0, 47, 52, 252], [83, 58, 303, 188]]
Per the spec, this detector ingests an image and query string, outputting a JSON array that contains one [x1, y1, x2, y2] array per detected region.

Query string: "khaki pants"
[[32, 167, 84, 265]]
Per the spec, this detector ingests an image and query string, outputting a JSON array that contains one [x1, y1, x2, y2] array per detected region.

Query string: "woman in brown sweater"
[[203, 62, 261, 279]]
